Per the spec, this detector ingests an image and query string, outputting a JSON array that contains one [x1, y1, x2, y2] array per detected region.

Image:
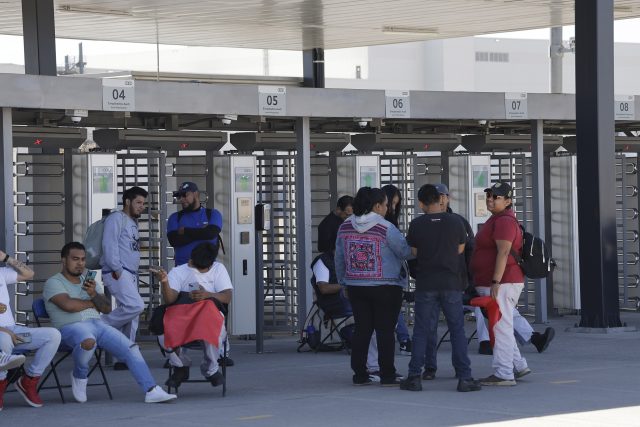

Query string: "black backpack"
[[509, 223, 551, 279]]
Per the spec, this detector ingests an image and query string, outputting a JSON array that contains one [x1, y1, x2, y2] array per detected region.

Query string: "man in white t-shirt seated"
[[153, 242, 232, 389]]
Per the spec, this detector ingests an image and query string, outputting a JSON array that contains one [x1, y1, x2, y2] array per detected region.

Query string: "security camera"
[[358, 121, 368, 128], [478, 119, 487, 126], [71, 116, 82, 123], [221, 114, 237, 126]]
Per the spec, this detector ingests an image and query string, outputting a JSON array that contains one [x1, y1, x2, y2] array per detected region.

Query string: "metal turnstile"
[[13, 153, 67, 325], [256, 153, 298, 332]]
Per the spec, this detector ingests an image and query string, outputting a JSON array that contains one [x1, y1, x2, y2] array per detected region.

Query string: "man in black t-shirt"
[[400, 184, 481, 393]]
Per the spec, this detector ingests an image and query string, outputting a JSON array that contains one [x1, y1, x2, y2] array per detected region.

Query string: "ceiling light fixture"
[[382, 26, 438, 36]]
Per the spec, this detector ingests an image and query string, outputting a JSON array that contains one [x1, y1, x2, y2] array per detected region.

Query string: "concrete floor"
[[2, 312, 640, 426]]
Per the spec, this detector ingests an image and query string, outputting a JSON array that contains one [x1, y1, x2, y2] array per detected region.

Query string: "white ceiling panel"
[[0, 0, 639, 50]]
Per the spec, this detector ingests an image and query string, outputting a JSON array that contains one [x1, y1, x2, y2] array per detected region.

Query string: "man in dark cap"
[[166, 182, 229, 366], [167, 182, 223, 267]]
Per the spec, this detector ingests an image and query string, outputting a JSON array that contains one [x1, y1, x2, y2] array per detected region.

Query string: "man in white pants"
[[101, 186, 148, 370]]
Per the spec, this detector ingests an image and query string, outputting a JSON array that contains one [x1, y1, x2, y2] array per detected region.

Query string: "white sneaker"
[[70, 372, 88, 403], [145, 385, 177, 403], [0, 353, 26, 371]]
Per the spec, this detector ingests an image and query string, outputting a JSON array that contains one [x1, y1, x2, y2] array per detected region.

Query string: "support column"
[[303, 48, 325, 88], [1, 109, 15, 313], [22, 0, 57, 76], [295, 117, 312, 327], [550, 27, 563, 93], [575, 0, 621, 328], [531, 120, 547, 323]]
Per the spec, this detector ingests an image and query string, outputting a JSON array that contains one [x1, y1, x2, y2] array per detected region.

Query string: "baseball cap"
[[173, 181, 198, 197], [484, 181, 513, 198], [434, 183, 449, 195]]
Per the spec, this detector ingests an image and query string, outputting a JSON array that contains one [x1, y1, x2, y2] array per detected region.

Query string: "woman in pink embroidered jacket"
[[335, 187, 412, 386]]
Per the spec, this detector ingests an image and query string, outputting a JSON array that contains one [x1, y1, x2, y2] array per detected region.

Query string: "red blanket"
[[469, 296, 502, 348], [163, 299, 224, 348]]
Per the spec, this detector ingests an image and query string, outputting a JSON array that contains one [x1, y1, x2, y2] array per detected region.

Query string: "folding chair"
[[297, 284, 354, 353], [163, 301, 229, 397], [31, 299, 113, 403]]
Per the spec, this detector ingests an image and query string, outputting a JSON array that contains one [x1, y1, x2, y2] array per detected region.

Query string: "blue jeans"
[[0, 325, 61, 380], [408, 290, 472, 380], [60, 319, 156, 393], [396, 312, 410, 343]]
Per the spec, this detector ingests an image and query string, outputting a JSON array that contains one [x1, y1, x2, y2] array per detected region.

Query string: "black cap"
[[173, 181, 198, 197], [434, 183, 449, 195], [484, 181, 513, 198]]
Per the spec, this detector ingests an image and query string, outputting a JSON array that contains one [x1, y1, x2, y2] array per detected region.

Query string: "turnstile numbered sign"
[[505, 92, 528, 119], [102, 79, 135, 111], [258, 86, 287, 116], [615, 95, 635, 120], [385, 90, 411, 118]]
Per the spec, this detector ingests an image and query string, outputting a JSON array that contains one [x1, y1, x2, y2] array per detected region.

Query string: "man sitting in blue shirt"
[[167, 182, 223, 267]]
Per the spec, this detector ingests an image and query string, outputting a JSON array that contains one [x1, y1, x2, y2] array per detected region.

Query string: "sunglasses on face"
[[486, 193, 505, 200]]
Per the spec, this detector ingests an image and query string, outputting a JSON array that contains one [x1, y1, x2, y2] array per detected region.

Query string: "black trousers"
[[347, 285, 403, 383]]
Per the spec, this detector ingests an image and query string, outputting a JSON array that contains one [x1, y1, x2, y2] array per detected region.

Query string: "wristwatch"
[[2, 254, 9, 263], [491, 279, 500, 284]]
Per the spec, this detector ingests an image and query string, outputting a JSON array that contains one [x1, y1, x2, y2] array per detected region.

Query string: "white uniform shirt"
[[0, 267, 18, 327]]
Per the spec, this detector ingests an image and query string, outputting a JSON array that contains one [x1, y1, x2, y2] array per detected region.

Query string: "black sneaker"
[[218, 356, 234, 367], [399, 340, 412, 355], [400, 375, 422, 391], [353, 375, 374, 386], [514, 367, 532, 379], [457, 378, 482, 392], [478, 341, 493, 355], [165, 366, 190, 388], [206, 371, 225, 387], [480, 374, 516, 386], [381, 377, 402, 387], [422, 369, 436, 381], [113, 362, 129, 371], [531, 327, 555, 353]]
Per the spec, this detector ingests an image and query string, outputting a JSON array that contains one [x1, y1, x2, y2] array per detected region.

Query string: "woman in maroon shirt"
[[470, 181, 530, 386]]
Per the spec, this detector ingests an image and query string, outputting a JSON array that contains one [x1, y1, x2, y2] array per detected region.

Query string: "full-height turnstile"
[[558, 137, 640, 312], [11, 127, 87, 325]]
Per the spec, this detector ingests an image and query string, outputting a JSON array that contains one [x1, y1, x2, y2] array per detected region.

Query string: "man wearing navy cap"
[[167, 182, 223, 267]]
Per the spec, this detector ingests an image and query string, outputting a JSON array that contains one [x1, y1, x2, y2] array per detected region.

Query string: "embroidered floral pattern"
[[344, 236, 382, 279]]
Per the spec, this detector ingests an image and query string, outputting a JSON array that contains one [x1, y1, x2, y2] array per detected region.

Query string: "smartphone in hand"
[[82, 270, 97, 289]]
